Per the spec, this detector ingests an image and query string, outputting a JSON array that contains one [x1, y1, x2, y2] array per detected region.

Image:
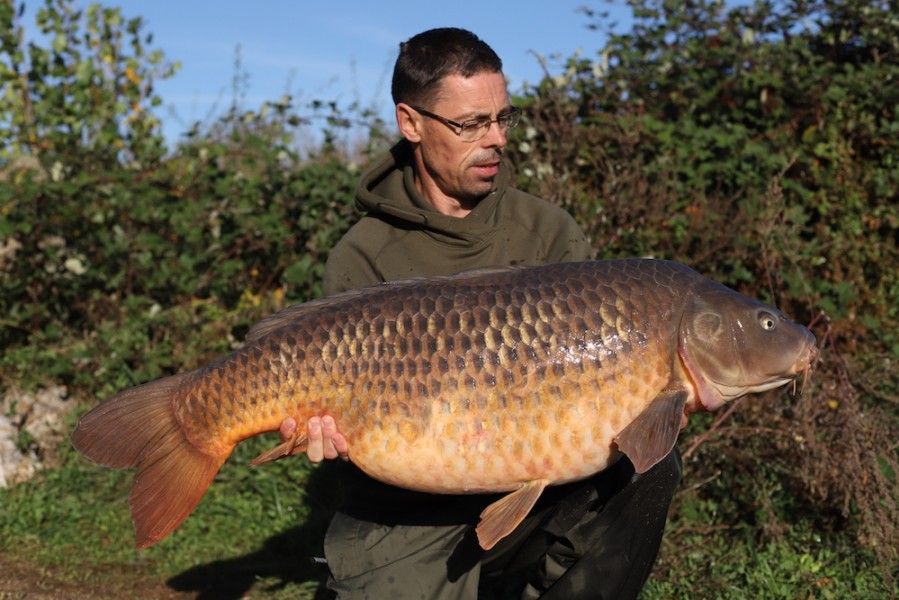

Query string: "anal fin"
[[476, 479, 548, 550], [249, 429, 308, 466], [615, 389, 688, 473]]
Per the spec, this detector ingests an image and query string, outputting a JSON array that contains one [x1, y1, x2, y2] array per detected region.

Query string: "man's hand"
[[280, 415, 349, 463]]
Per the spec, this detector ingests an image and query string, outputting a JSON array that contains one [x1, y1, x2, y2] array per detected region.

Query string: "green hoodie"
[[322, 139, 593, 296], [320, 139, 594, 512]]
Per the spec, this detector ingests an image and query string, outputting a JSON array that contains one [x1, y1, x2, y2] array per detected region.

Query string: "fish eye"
[[759, 311, 778, 331]]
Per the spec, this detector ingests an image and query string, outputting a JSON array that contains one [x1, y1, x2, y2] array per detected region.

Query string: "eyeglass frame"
[[405, 103, 521, 142]]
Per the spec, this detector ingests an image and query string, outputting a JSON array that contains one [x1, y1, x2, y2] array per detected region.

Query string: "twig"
[[682, 397, 743, 461], [680, 469, 722, 494]]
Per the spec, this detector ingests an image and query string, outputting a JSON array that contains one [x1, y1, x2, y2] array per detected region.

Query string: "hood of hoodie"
[[354, 139, 508, 246]]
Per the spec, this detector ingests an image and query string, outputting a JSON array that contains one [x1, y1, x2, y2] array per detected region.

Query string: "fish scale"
[[180, 261, 679, 492], [72, 258, 817, 550]]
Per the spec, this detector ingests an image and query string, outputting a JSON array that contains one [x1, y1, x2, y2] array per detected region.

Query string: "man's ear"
[[396, 103, 422, 142]]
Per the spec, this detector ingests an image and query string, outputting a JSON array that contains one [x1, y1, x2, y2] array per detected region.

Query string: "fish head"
[[678, 279, 818, 412]]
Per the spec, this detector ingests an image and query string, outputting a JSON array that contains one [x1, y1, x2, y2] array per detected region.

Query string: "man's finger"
[[329, 423, 349, 461], [279, 417, 298, 443], [321, 416, 339, 460], [334, 434, 349, 461], [306, 416, 324, 463]]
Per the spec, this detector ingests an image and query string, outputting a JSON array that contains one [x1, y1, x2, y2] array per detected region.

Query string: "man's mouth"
[[472, 162, 500, 178]]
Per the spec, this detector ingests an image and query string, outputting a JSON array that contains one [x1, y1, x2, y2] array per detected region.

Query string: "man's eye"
[[461, 119, 491, 130]]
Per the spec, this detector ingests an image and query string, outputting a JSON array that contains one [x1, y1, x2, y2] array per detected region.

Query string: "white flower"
[[64, 257, 88, 275], [50, 161, 64, 182]]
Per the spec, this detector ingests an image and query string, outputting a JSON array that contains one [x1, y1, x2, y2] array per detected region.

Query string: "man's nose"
[[482, 120, 507, 147]]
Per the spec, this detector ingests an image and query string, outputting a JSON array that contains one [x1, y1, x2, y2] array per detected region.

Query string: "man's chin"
[[463, 183, 496, 201]]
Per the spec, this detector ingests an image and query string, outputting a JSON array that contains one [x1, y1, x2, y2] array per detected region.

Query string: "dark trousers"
[[323, 449, 683, 600]]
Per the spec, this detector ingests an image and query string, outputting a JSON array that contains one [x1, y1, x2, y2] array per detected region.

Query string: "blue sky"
[[104, 1, 635, 142]]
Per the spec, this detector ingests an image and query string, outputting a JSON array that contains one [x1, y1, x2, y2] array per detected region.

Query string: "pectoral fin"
[[615, 389, 688, 474], [249, 429, 308, 466], [476, 479, 548, 550]]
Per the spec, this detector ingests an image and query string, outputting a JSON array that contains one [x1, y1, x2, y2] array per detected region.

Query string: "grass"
[[2, 425, 896, 599], [643, 481, 898, 599], [0, 428, 338, 599]]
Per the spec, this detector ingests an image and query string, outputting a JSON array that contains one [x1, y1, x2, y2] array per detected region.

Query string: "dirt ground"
[[0, 555, 193, 600]]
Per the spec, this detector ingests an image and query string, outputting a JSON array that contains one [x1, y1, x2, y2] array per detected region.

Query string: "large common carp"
[[72, 259, 816, 551]]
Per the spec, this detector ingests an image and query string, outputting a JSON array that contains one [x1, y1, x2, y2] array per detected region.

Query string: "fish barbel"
[[71, 259, 817, 550]]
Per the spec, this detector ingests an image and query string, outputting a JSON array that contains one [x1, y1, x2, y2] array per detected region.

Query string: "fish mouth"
[[695, 339, 819, 409], [789, 340, 819, 396], [756, 339, 819, 398], [795, 339, 819, 371]]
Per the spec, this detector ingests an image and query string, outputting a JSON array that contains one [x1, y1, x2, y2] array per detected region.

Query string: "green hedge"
[[505, 0, 899, 586], [1, 0, 896, 596]]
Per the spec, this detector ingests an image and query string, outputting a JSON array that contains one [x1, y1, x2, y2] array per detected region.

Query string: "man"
[[282, 28, 682, 599]]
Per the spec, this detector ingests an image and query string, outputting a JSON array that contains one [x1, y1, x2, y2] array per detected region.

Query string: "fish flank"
[[71, 259, 817, 550]]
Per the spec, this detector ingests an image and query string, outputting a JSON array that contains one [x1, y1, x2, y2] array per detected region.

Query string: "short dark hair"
[[391, 28, 503, 107]]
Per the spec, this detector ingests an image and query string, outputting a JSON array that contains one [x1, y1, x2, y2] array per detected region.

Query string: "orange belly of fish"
[[315, 360, 672, 494]]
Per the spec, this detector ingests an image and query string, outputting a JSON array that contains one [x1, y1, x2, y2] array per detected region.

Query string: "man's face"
[[405, 71, 512, 213]]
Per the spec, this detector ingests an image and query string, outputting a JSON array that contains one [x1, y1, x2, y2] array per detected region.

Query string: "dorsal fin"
[[246, 264, 531, 342], [246, 289, 376, 342]]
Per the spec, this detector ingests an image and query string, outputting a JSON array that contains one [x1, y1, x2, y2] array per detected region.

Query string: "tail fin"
[[71, 372, 228, 549]]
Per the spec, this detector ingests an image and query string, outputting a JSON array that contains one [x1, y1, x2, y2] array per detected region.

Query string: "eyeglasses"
[[406, 103, 521, 142]]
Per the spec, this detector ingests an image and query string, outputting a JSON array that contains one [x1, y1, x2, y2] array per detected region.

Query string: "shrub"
[[1, 0, 896, 595], [507, 0, 899, 578]]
